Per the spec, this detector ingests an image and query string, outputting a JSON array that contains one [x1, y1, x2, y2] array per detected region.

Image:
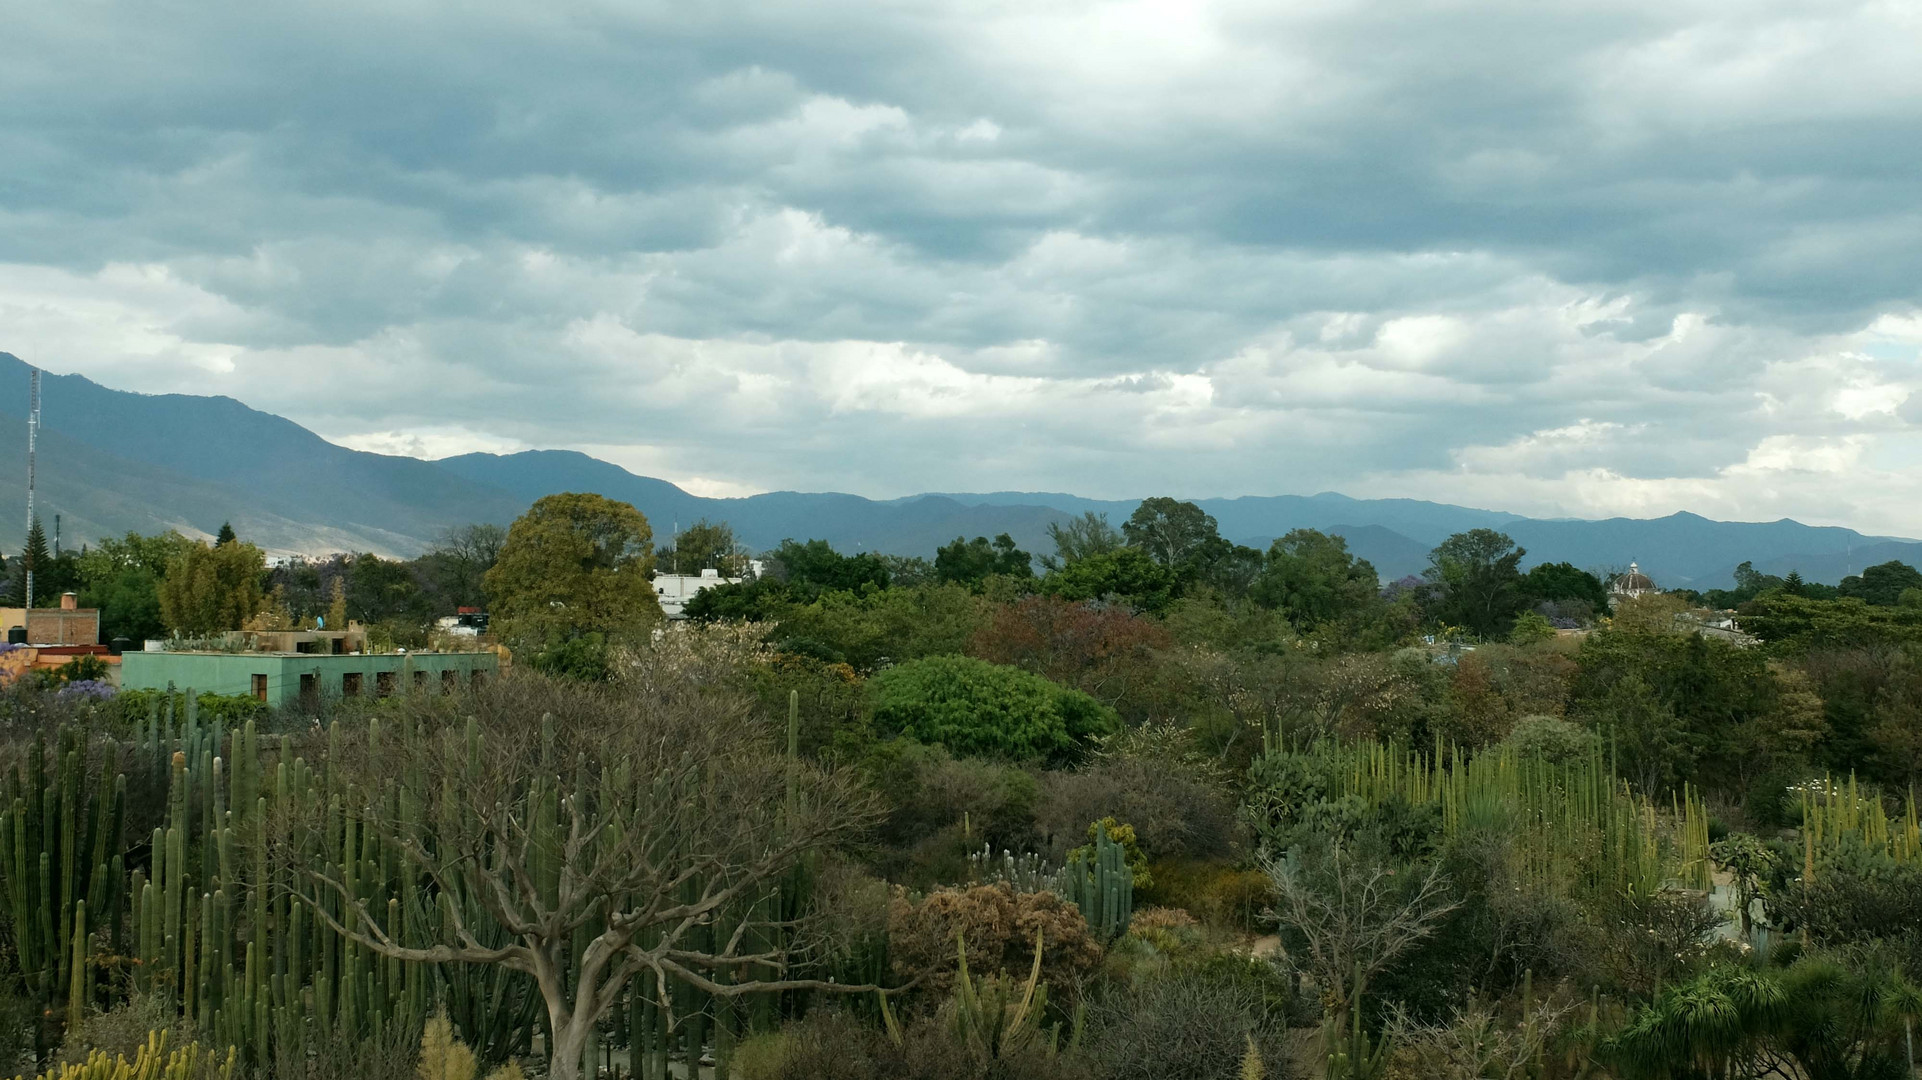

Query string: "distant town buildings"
[[654, 562, 762, 619], [2, 591, 100, 646], [435, 607, 490, 638]]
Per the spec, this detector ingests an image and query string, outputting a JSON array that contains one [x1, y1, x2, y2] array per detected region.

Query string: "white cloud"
[[333, 427, 529, 460], [2, 0, 1921, 531]]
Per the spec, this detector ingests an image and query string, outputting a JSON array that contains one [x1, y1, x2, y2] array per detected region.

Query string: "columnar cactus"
[[1058, 821, 1134, 939]]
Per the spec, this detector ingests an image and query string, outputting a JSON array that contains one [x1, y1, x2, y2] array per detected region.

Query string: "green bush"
[[1769, 850, 1922, 975], [1498, 714, 1601, 766], [870, 656, 1117, 763], [55, 993, 198, 1068], [527, 632, 613, 681]]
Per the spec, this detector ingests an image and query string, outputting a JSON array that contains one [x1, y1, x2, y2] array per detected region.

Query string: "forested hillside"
[[7, 354, 1920, 582]]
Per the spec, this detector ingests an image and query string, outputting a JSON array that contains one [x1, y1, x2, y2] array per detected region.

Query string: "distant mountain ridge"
[[3, 352, 1918, 588]]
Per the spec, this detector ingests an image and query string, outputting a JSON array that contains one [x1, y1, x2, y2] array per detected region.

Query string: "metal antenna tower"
[[24, 366, 38, 611]]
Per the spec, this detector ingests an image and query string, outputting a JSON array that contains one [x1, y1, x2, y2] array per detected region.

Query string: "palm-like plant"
[[1604, 966, 1785, 1079], [1606, 959, 1920, 1080]]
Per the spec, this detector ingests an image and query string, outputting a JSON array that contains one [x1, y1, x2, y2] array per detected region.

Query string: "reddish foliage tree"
[[968, 595, 1174, 721]]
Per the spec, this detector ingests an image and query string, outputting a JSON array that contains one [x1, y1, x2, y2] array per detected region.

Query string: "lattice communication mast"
[[24, 365, 38, 612]]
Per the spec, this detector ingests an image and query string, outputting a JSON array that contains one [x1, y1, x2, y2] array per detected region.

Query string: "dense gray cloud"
[[2, 0, 1921, 529]]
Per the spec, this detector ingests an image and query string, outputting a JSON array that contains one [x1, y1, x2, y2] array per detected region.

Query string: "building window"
[[471, 669, 486, 690], [414, 669, 427, 690], [300, 673, 317, 705], [375, 671, 396, 697], [442, 669, 457, 694], [343, 672, 362, 697], [252, 674, 268, 702]]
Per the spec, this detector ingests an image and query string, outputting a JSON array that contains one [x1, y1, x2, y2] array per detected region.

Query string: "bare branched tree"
[[277, 672, 880, 1080], [1260, 844, 1460, 1013], [1393, 994, 1583, 1080]]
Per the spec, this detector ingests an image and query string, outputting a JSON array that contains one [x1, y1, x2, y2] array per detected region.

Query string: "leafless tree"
[[1392, 994, 1583, 1080], [1260, 843, 1460, 1013], [278, 671, 880, 1080], [426, 523, 508, 607]]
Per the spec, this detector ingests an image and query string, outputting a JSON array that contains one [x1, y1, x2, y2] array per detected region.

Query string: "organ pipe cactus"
[[1059, 821, 1134, 939], [0, 728, 125, 1058], [4, 685, 835, 1078]]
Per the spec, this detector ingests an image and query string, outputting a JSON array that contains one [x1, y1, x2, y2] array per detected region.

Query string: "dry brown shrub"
[[1128, 906, 1200, 935], [888, 882, 1102, 1000]]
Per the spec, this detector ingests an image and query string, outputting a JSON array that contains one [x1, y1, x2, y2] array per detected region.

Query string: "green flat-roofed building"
[[120, 650, 499, 709]]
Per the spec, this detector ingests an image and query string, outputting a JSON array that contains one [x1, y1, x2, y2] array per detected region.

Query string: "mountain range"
[[2, 352, 1916, 589]]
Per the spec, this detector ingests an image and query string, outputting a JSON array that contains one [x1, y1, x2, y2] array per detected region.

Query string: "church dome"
[[1612, 561, 1656, 596]]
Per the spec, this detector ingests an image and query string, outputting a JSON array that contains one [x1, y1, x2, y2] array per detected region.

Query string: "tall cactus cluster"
[[1058, 823, 1134, 939], [0, 697, 527, 1070], [1264, 738, 1712, 896], [1, 691, 830, 1079], [966, 826, 1136, 940], [2, 727, 126, 1045]]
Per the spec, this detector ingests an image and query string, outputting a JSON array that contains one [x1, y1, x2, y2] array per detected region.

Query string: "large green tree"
[[1704, 561, 1785, 608], [157, 539, 267, 636], [4, 517, 68, 605], [1838, 560, 1922, 607], [1740, 593, 1922, 654], [1039, 511, 1123, 572], [1043, 546, 1177, 613], [767, 538, 892, 594], [1575, 626, 1780, 794], [344, 553, 436, 633], [1424, 529, 1528, 639], [1252, 529, 1381, 632], [76, 530, 201, 642], [658, 518, 752, 577], [1121, 497, 1225, 573], [483, 493, 662, 652], [933, 533, 1033, 587], [1521, 561, 1609, 618]]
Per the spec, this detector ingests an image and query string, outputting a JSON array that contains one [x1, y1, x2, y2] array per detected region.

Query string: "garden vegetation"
[[3, 496, 1920, 1079]]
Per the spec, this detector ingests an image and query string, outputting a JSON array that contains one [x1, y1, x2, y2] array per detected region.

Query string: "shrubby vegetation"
[[5, 493, 1921, 1080]]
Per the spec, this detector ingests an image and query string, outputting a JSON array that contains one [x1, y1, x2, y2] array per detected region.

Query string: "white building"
[[654, 562, 762, 618]]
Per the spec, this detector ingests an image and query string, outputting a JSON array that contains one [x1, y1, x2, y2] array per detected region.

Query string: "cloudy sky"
[[5, 1, 1922, 533]]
